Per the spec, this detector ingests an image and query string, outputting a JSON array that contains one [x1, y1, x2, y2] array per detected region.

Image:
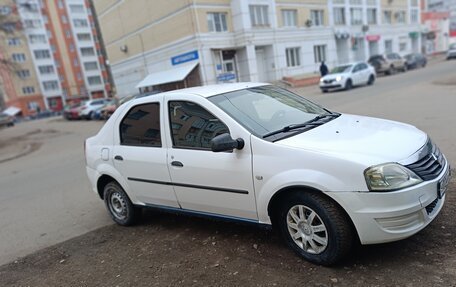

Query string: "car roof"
[[158, 82, 269, 98]]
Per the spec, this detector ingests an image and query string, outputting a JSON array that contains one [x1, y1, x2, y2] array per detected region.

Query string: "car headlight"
[[364, 163, 423, 191], [335, 76, 343, 82], [320, 78, 325, 83]]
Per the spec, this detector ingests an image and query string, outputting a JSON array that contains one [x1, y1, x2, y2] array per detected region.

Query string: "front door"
[[255, 48, 268, 82], [164, 96, 258, 220], [113, 100, 179, 207]]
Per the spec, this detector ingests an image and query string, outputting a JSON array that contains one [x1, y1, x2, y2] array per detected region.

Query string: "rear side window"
[[120, 103, 161, 147], [169, 101, 229, 149]]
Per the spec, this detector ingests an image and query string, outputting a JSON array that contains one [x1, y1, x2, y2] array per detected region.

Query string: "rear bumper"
[[327, 163, 450, 245]]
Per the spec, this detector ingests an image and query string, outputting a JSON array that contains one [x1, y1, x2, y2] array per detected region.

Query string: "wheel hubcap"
[[286, 205, 328, 254], [109, 191, 127, 220]]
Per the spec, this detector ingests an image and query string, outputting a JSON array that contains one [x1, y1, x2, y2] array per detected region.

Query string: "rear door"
[[164, 94, 258, 220], [112, 98, 179, 207]]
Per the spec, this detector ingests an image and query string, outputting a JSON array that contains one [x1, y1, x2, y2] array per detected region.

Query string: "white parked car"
[[85, 83, 450, 265], [447, 43, 456, 60], [320, 62, 376, 92], [79, 99, 110, 120]]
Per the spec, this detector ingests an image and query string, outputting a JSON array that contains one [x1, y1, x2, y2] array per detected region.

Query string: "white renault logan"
[[85, 83, 450, 265]]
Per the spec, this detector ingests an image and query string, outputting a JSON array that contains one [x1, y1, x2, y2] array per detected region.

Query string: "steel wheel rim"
[[286, 205, 328, 254], [109, 191, 127, 220]]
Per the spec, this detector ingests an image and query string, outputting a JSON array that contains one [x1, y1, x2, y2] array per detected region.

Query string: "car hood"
[[276, 114, 427, 166], [322, 73, 348, 80]]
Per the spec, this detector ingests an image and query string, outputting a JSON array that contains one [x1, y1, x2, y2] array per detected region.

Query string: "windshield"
[[331, 65, 352, 74], [209, 86, 333, 140]]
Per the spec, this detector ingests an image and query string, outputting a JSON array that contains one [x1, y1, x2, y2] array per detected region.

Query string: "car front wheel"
[[104, 182, 140, 226], [344, 79, 352, 90], [276, 192, 353, 266], [367, 75, 375, 85]]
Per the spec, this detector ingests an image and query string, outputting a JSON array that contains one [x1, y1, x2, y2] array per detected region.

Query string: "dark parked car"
[[0, 113, 14, 128], [404, 53, 427, 69]]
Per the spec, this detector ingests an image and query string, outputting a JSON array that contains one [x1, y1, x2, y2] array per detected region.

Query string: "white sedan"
[[320, 62, 376, 92], [85, 83, 449, 265]]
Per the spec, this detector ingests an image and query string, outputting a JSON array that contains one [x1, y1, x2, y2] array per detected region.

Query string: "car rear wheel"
[[367, 75, 375, 85], [104, 182, 140, 226], [275, 192, 353, 266]]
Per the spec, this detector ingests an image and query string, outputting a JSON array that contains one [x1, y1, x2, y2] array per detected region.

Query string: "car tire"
[[86, 112, 93, 120], [344, 79, 352, 90], [367, 75, 375, 85], [275, 192, 353, 266], [104, 182, 140, 226], [321, 89, 328, 93]]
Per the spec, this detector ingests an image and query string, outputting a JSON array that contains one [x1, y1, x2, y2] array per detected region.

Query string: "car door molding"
[[127, 177, 249, 195]]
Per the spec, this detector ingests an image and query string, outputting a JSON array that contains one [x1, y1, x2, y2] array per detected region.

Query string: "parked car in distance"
[[368, 53, 407, 75], [63, 103, 83, 120], [85, 83, 450, 266], [447, 43, 456, 60], [405, 53, 427, 69], [79, 99, 110, 120], [319, 62, 376, 92], [0, 113, 14, 128]]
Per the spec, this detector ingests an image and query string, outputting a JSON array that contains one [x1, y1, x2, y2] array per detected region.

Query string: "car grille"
[[425, 197, 439, 215], [405, 141, 446, 181]]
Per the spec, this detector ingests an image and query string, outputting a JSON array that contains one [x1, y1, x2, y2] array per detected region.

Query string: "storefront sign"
[[366, 35, 381, 42], [171, 50, 199, 66], [217, 73, 236, 82]]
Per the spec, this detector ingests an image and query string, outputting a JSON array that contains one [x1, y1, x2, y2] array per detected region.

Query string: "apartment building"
[[94, 0, 422, 96], [0, 0, 110, 116]]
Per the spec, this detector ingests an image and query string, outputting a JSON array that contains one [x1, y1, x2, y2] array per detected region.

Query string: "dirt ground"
[[1, 178, 455, 287]]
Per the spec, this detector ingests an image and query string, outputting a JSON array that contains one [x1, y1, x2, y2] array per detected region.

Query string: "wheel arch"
[[266, 185, 359, 242], [96, 174, 120, 199]]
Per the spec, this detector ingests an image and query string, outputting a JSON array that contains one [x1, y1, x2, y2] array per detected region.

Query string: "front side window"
[[207, 12, 228, 32], [169, 101, 229, 149], [120, 103, 161, 147]]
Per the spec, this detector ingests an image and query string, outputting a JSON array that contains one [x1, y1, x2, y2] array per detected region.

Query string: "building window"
[[29, 34, 46, 44], [69, 4, 85, 13], [249, 5, 269, 27], [27, 101, 39, 111], [350, 8, 363, 25], [24, 19, 42, 28], [286, 47, 301, 67], [84, 61, 98, 71], [367, 8, 377, 25], [77, 33, 91, 41], [73, 58, 79, 66], [17, 70, 31, 79], [12, 53, 26, 62], [411, 9, 419, 23], [282, 9, 297, 27], [88, 76, 102, 85], [22, 86, 35, 95], [2, 22, 16, 32], [7, 37, 21, 46], [333, 8, 346, 25], [38, 65, 55, 75], [313, 45, 327, 63], [395, 11, 406, 24], [69, 43, 75, 52], [34, 49, 51, 59], [411, 0, 419, 7], [385, 40, 393, 53], [400, 42, 407, 52], [383, 11, 392, 24], [58, 0, 64, 9], [77, 72, 82, 80], [61, 15, 67, 23], [43, 80, 59, 91], [73, 19, 89, 27], [0, 5, 12, 15], [80, 47, 95, 56], [310, 10, 324, 26], [207, 12, 228, 32]]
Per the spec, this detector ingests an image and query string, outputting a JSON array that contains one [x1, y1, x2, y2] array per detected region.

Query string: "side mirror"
[[210, 133, 244, 152]]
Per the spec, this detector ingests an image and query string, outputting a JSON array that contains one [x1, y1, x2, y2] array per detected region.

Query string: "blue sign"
[[217, 73, 236, 82], [171, 50, 199, 66]]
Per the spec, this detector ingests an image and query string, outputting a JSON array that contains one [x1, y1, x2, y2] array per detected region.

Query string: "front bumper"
[[320, 82, 343, 90], [327, 163, 450, 245]]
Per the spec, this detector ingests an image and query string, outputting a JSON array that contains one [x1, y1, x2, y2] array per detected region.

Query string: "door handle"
[[171, 161, 183, 167], [114, 155, 123, 161]]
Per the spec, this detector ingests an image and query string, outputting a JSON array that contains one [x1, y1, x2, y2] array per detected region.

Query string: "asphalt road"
[[0, 57, 455, 267]]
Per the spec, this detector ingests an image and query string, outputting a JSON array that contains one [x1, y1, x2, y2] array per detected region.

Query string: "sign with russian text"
[[171, 50, 199, 66]]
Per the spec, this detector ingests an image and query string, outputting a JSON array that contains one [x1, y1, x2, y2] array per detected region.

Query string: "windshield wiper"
[[262, 113, 340, 139]]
